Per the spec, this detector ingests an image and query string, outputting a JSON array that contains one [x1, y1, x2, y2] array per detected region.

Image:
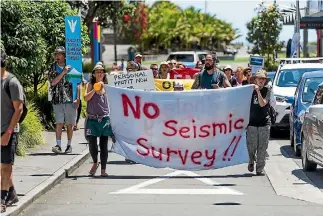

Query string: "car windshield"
[[302, 77, 323, 103], [167, 54, 194, 62], [276, 68, 323, 87]]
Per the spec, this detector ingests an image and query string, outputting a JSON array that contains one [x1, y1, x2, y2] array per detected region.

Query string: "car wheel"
[[301, 136, 317, 171]]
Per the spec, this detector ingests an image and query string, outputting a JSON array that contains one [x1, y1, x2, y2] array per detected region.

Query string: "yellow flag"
[[154, 79, 194, 91]]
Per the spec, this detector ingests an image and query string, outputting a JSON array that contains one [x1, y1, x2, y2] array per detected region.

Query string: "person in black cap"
[[1, 51, 24, 212], [47, 46, 80, 154]]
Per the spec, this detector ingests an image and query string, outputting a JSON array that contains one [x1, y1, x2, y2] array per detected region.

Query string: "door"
[[312, 85, 323, 160]]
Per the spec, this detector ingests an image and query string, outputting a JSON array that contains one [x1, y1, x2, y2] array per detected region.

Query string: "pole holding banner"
[[65, 16, 83, 101], [92, 18, 101, 65]]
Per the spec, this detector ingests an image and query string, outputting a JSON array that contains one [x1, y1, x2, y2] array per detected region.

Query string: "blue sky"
[[146, 0, 318, 44]]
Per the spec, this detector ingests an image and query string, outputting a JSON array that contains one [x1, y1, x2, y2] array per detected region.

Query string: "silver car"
[[301, 82, 323, 171]]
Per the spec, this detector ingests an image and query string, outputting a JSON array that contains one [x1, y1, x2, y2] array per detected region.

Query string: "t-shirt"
[[47, 62, 73, 105], [1, 73, 24, 133], [199, 69, 226, 89], [249, 86, 271, 127]]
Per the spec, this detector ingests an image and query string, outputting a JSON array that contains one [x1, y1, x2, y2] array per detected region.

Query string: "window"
[[276, 68, 323, 87], [167, 54, 194, 62], [302, 78, 323, 103], [313, 85, 323, 105]]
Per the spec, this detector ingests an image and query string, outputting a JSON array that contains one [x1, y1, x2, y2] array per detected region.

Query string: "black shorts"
[[1, 132, 18, 164]]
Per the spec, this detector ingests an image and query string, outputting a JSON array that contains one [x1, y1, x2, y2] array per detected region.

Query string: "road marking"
[[265, 140, 323, 205], [110, 170, 244, 195]]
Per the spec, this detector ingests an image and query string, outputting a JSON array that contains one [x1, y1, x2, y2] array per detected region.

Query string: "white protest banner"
[[105, 85, 254, 170], [107, 70, 155, 90]]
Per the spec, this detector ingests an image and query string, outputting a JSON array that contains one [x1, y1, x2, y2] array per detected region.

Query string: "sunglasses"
[[151, 68, 158, 70]]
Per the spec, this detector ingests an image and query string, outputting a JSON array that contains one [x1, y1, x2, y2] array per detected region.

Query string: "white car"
[[272, 63, 323, 131], [166, 51, 209, 68]]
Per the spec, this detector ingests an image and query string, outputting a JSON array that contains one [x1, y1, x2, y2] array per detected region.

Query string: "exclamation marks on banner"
[[223, 135, 242, 161]]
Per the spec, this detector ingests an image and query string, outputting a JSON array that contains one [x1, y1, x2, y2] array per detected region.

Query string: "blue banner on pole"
[[65, 16, 82, 101]]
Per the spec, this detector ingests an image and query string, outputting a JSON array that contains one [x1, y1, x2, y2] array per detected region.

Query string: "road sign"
[[110, 170, 244, 195], [249, 56, 264, 75]]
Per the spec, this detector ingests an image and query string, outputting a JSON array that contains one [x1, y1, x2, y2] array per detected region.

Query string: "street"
[[20, 132, 323, 216]]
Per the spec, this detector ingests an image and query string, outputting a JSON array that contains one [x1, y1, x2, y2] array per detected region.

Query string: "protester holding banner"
[[224, 65, 238, 87], [134, 53, 144, 70], [48, 46, 79, 154], [191, 54, 231, 89], [127, 61, 139, 72], [84, 64, 114, 176], [247, 70, 271, 176]]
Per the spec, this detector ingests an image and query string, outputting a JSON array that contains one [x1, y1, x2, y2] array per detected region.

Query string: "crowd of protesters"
[[1, 49, 274, 213]]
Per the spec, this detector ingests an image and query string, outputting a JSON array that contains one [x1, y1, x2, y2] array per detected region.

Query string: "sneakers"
[[52, 145, 62, 154], [5, 190, 19, 206], [65, 145, 72, 154], [52, 145, 72, 154], [1, 199, 6, 213]]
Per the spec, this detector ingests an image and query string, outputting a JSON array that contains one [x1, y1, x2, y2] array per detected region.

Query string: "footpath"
[[4, 119, 90, 216]]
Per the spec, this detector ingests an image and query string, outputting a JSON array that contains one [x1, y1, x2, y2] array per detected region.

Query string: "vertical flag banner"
[[65, 16, 82, 101], [92, 20, 100, 64]]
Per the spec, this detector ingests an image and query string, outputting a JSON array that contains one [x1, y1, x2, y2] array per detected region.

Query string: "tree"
[[1, 0, 90, 96], [246, 2, 284, 69]]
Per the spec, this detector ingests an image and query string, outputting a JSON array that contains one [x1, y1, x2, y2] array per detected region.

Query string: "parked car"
[[272, 63, 323, 131], [223, 46, 237, 56], [301, 82, 323, 171], [290, 71, 323, 156], [166, 51, 209, 68]]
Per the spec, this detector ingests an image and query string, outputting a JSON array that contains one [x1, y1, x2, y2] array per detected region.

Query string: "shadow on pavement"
[[67, 173, 254, 180], [107, 160, 133, 165], [30, 174, 54, 177], [213, 202, 241, 205], [279, 145, 299, 159], [270, 129, 289, 140], [27, 153, 81, 156], [292, 168, 323, 190]]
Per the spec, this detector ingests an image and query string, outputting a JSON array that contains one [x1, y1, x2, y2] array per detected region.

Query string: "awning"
[[300, 16, 323, 29]]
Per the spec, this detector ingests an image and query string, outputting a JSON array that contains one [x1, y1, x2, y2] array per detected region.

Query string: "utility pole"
[[303, 1, 309, 57], [295, 0, 300, 58]]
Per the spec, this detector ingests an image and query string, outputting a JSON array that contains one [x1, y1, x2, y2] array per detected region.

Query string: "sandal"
[[101, 172, 108, 177], [89, 163, 99, 176]]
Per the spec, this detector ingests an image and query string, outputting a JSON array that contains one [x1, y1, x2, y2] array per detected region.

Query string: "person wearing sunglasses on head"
[[150, 64, 159, 78]]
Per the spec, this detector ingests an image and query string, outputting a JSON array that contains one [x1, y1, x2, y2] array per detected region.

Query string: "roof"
[[168, 51, 209, 55], [302, 70, 323, 79], [280, 63, 323, 70]]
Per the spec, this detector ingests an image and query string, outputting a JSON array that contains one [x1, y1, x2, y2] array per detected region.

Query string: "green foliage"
[[140, 2, 239, 50], [1, 0, 90, 96], [17, 103, 45, 156], [246, 3, 284, 68], [28, 82, 56, 130]]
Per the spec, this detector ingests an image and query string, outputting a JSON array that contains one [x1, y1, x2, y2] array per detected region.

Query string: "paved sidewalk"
[[4, 119, 90, 216]]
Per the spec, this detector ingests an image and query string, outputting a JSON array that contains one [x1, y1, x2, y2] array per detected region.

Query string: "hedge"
[[17, 103, 45, 156]]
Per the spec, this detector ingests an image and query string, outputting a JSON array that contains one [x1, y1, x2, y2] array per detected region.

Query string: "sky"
[[146, 0, 318, 44]]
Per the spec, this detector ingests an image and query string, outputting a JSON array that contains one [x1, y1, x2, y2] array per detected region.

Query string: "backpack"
[[4, 73, 28, 123]]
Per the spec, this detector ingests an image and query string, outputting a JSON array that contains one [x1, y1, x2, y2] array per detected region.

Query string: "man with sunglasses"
[[150, 64, 159, 78]]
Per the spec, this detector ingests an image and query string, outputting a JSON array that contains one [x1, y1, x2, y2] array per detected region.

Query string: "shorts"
[[53, 103, 77, 125], [85, 116, 114, 137], [1, 133, 18, 164]]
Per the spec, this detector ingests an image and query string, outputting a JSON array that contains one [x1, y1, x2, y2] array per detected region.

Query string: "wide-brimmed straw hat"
[[92, 64, 106, 73], [250, 69, 270, 84]]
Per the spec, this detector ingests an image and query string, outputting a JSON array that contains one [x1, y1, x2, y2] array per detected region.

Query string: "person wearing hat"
[[83, 64, 114, 176], [173, 81, 184, 91], [134, 53, 143, 70], [48, 46, 80, 154], [223, 65, 237, 87], [242, 67, 252, 85], [247, 69, 272, 176], [159, 61, 169, 79]]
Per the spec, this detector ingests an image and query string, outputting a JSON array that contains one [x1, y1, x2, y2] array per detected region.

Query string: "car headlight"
[[275, 95, 287, 102]]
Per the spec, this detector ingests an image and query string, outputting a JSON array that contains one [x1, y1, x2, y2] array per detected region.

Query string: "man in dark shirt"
[[247, 70, 271, 176], [191, 54, 231, 89], [1, 52, 23, 212]]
